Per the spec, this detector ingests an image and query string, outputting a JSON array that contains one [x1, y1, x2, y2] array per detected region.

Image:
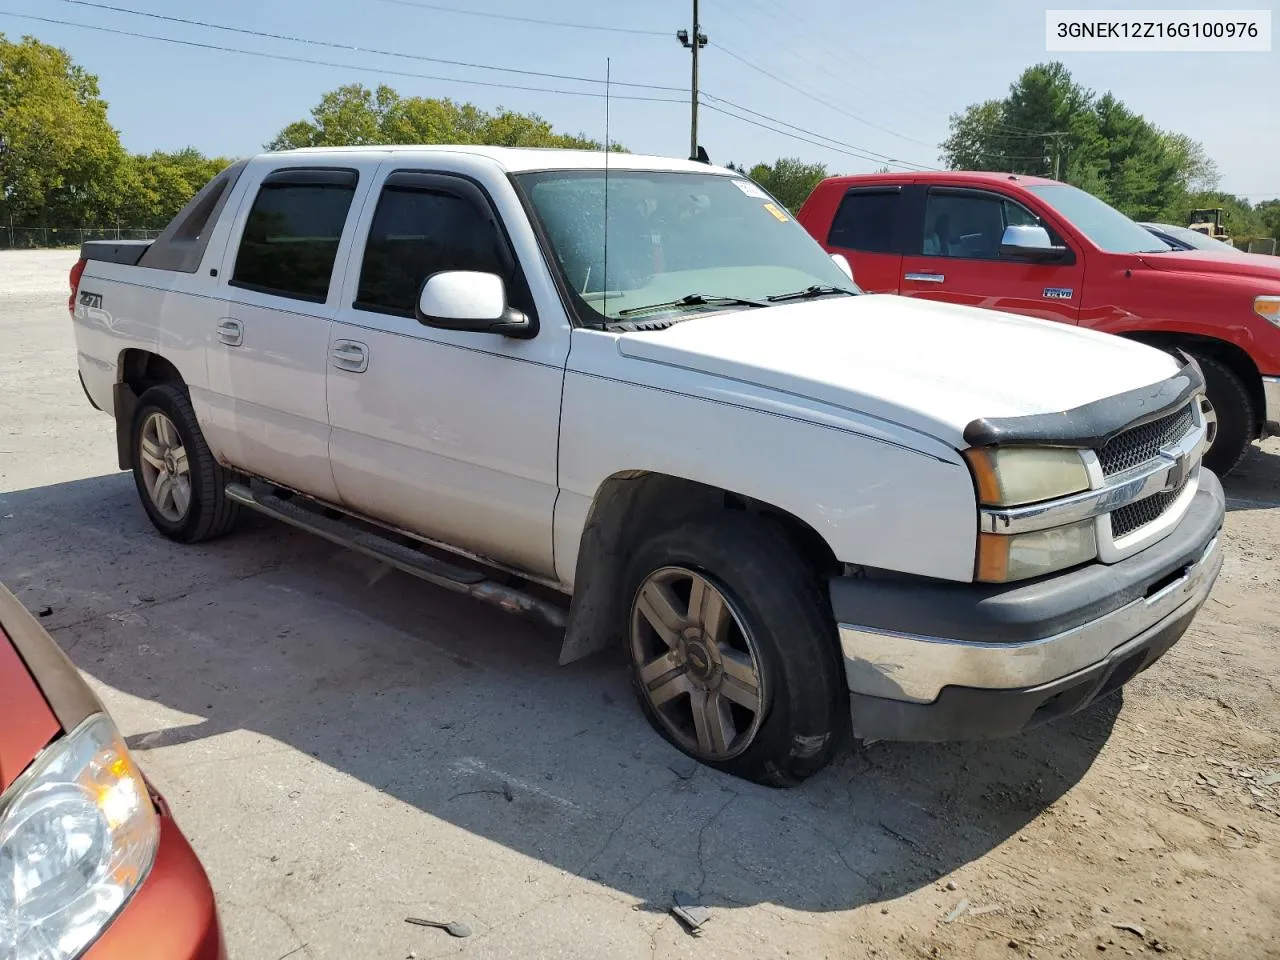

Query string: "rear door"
[[898, 186, 1084, 324], [204, 162, 378, 499], [821, 185, 910, 294]]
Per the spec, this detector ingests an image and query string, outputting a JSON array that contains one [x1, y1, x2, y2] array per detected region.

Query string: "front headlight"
[[1255, 295, 1280, 327], [977, 520, 1098, 582], [0, 714, 159, 960], [963, 446, 1089, 507]]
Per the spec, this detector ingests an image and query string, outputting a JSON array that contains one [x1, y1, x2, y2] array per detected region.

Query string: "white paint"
[[451, 757, 579, 811]]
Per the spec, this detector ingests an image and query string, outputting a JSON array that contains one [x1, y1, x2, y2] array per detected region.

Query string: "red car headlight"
[[0, 714, 160, 959]]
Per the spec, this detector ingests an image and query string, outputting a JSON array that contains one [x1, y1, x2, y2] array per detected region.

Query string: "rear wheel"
[[1192, 353, 1255, 476], [131, 384, 240, 542], [623, 515, 847, 786]]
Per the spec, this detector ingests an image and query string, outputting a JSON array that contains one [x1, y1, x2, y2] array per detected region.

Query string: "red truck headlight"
[[1255, 296, 1280, 327]]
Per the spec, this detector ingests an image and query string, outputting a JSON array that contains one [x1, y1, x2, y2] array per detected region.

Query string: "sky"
[[2, 0, 1277, 199]]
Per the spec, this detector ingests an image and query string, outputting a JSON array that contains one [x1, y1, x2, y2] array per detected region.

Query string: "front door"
[[899, 187, 1084, 324], [325, 163, 568, 579]]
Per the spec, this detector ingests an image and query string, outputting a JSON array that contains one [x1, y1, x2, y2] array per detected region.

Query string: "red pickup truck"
[[797, 172, 1280, 475]]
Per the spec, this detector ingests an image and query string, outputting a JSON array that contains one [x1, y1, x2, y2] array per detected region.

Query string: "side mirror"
[[831, 253, 854, 281], [417, 271, 533, 338], [999, 224, 1069, 263]]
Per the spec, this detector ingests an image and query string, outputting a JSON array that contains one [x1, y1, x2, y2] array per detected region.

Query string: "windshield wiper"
[[766, 285, 858, 303], [615, 293, 769, 317]]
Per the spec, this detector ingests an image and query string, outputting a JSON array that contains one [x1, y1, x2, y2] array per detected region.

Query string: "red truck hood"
[[1140, 250, 1280, 284], [0, 627, 61, 792]]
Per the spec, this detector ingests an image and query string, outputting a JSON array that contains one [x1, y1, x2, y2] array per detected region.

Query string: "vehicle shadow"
[[0, 473, 1118, 915], [1221, 444, 1280, 513]]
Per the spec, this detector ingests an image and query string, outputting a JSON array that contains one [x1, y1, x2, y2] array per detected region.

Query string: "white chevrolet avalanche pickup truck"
[[70, 146, 1225, 785]]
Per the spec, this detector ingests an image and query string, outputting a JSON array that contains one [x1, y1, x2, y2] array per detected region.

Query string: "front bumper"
[[84, 801, 226, 960], [833, 470, 1225, 742], [1263, 375, 1280, 436]]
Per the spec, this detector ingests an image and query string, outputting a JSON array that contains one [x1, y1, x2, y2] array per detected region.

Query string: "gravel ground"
[[2, 249, 1278, 959]]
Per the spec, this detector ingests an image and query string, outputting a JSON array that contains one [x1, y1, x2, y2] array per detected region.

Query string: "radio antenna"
[[602, 56, 611, 321]]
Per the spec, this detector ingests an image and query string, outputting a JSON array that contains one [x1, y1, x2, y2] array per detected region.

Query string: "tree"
[[116, 149, 234, 229], [941, 61, 1219, 220], [0, 33, 127, 228], [1258, 199, 1280, 245], [744, 157, 829, 212], [266, 83, 614, 151]]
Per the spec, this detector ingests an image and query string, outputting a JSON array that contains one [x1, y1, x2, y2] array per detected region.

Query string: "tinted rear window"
[[828, 190, 899, 254], [231, 179, 357, 302]]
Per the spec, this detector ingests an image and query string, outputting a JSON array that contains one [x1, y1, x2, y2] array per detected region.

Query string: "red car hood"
[[1140, 250, 1280, 284], [0, 627, 60, 792]]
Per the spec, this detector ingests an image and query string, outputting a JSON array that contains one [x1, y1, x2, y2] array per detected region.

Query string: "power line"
[[710, 0, 942, 125], [0, 11, 686, 104], [712, 41, 940, 154], [59, 0, 681, 91], [703, 93, 936, 171], [375, 0, 670, 37], [702, 101, 924, 171]]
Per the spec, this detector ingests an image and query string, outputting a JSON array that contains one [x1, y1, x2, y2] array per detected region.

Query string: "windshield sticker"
[[1043, 287, 1074, 300], [763, 202, 790, 222], [730, 179, 768, 199]]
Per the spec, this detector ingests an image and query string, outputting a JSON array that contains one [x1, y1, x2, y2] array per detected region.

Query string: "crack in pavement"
[[573, 779, 671, 880], [694, 792, 740, 900]]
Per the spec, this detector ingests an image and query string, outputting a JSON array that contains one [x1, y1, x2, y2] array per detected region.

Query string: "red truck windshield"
[[1027, 184, 1173, 255]]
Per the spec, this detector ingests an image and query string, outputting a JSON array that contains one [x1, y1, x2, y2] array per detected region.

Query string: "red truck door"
[[899, 186, 1084, 324], [815, 184, 909, 294]]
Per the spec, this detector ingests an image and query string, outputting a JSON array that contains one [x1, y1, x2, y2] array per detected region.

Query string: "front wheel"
[[623, 515, 847, 786], [1191, 353, 1255, 476]]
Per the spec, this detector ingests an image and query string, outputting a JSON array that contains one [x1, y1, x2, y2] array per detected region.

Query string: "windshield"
[[514, 170, 858, 322], [1151, 223, 1241, 254], [1027, 183, 1173, 254]]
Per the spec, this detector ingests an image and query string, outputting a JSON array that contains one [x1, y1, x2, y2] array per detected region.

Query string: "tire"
[[130, 384, 240, 543], [1191, 353, 1255, 477], [622, 514, 847, 787]]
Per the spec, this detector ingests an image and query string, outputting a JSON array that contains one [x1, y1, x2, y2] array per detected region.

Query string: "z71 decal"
[[1043, 287, 1074, 300]]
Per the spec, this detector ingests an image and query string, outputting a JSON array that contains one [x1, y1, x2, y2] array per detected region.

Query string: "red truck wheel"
[[1192, 354, 1255, 476]]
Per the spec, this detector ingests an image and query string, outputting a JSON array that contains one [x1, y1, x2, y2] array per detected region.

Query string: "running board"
[[224, 483, 567, 630]]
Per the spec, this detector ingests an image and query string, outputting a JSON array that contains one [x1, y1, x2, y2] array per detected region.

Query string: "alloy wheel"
[[138, 411, 192, 522], [629, 566, 765, 760]]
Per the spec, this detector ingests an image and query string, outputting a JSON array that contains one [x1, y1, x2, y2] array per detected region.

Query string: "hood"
[[616, 294, 1181, 447], [0, 583, 101, 792], [1139, 250, 1280, 284], [0, 628, 60, 791]]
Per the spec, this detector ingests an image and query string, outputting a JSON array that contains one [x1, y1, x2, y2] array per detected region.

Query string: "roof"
[[821, 170, 1064, 189], [266, 144, 731, 176]]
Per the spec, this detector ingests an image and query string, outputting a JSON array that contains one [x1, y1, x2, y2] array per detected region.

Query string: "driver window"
[[355, 184, 509, 318], [923, 192, 1058, 260]]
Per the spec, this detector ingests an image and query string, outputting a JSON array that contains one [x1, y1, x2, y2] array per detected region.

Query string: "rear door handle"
[[331, 339, 369, 373], [216, 318, 244, 346], [904, 272, 945, 284]]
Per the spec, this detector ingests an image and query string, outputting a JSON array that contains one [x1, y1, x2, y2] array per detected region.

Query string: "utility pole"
[[676, 1, 708, 160], [1044, 132, 1069, 180]]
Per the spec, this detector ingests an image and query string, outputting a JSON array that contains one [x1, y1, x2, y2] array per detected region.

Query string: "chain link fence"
[[0, 227, 161, 250]]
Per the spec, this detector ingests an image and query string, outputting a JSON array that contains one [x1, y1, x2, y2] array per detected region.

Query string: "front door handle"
[[216, 318, 244, 346], [331, 339, 369, 373], [904, 272, 945, 284]]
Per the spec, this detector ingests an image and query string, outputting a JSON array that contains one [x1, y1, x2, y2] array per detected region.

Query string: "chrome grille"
[[1098, 403, 1195, 477], [1109, 476, 1190, 539]]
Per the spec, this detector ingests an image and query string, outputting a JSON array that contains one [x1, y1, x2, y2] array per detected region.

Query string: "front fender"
[[555, 372, 977, 586]]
